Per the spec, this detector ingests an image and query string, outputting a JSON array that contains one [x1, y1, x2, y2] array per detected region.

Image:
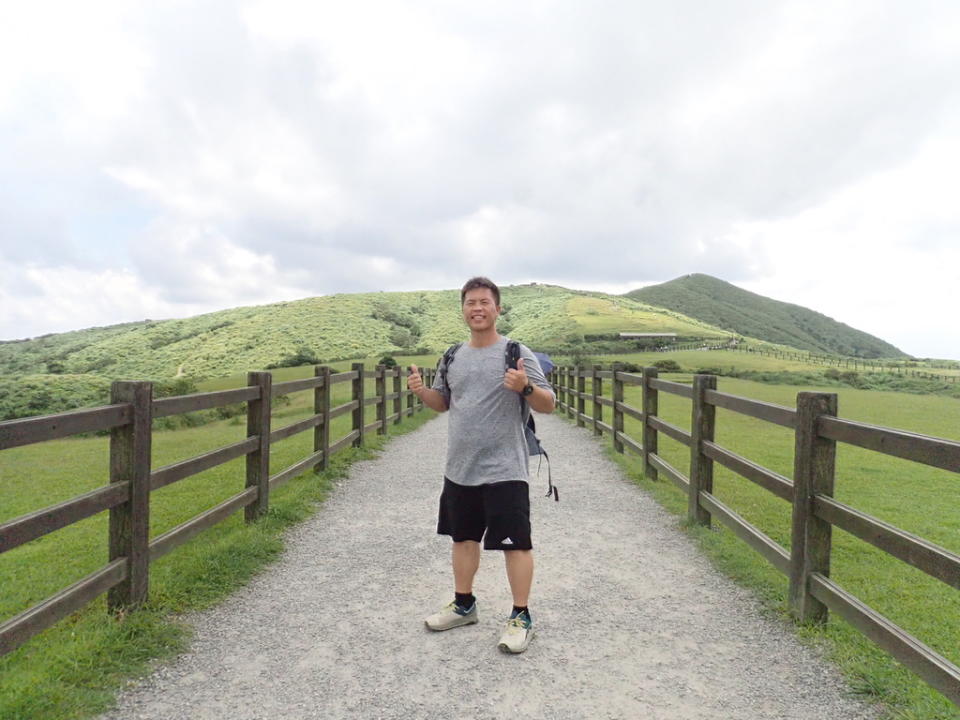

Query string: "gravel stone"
[[100, 413, 880, 719]]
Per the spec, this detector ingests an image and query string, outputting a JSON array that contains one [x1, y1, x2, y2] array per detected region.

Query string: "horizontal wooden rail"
[[329, 400, 358, 420], [597, 397, 615, 409], [703, 389, 796, 429], [269, 414, 324, 444], [328, 430, 360, 456], [0, 558, 127, 656], [702, 441, 793, 502], [648, 378, 693, 398], [150, 438, 259, 492], [363, 420, 381, 434], [149, 487, 258, 562], [615, 431, 643, 456], [329, 371, 356, 384], [387, 413, 400, 424], [153, 387, 260, 418], [596, 370, 614, 380], [272, 376, 324, 395], [615, 401, 644, 422], [269, 450, 327, 490], [363, 396, 381, 407], [647, 453, 689, 491], [819, 417, 960, 473], [813, 495, 960, 589], [0, 404, 131, 450], [597, 421, 613, 436], [617, 372, 644, 386], [699, 491, 791, 574], [809, 574, 960, 705], [647, 416, 692, 446], [1, 484, 129, 554]]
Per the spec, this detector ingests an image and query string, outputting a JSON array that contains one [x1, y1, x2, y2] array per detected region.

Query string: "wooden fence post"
[[789, 391, 838, 623], [107, 380, 153, 611], [643, 367, 659, 481], [576, 366, 586, 428], [376, 364, 387, 435], [567, 367, 576, 420], [352, 363, 364, 447], [315, 365, 331, 471], [393, 367, 402, 425], [245, 371, 272, 521], [689, 374, 716, 526], [592, 364, 603, 437], [406, 367, 416, 416], [613, 363, 624, 454]]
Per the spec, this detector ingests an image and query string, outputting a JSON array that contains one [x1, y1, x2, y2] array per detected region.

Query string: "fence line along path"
[[100, 412, 878, 720]]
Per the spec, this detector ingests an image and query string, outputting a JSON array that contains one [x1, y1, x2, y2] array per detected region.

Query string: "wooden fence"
[[550, 364, 960, 706], [0, 363, 435, 657]]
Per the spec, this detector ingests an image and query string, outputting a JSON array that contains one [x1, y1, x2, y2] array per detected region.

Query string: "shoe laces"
[[505, 614, 531, 632]]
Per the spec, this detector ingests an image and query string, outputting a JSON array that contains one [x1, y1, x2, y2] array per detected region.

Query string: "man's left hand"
[[504, 357, 530, 394]]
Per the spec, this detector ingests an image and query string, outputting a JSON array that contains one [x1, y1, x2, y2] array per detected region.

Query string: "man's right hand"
[[407, 364, 424, 394]]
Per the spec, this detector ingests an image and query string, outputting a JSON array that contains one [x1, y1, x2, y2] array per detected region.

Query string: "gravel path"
[[101, 413, 880, 720]]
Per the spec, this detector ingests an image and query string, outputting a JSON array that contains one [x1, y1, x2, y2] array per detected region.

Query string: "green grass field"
[[0, 369, 436, 720], [573, 373, 960, 719]]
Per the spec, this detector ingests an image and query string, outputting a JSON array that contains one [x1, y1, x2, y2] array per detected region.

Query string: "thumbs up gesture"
[[407, 364, 424, 394], [504, 357, 529, 393]]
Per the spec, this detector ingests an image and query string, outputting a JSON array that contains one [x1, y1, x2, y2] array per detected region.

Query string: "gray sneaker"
[[424, 601, 478, 631], [497, 611, 534, 653]]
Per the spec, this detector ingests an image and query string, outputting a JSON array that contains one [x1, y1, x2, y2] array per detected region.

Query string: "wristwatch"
[[522, 383, 534, 397]]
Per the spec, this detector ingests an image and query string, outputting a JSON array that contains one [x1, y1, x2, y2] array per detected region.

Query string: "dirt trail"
[[101, 413, 879, 720]]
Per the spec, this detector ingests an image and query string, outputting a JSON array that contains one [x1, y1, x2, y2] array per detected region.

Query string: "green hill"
[[626, 274, 907, 359], [0, 284, 727, 383]]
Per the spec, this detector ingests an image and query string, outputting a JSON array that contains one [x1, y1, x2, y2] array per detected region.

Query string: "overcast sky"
[[2, 1, 958, 359]]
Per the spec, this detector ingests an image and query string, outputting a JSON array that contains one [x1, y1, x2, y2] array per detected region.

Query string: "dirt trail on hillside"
[[101, 413, 879, 720]]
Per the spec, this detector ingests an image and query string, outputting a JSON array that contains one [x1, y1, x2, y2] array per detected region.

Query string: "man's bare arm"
[[408, 365, 448, 412]]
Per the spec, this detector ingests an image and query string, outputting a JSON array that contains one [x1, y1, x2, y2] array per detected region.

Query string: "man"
[[407, 276, 556, 654]]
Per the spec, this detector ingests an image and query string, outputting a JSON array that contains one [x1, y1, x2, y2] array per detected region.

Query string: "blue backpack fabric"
[[438, 341, 557, 501]]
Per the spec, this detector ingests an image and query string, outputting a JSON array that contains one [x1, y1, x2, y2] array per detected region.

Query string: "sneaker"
[[497, 610, 534, 654], [424, 601, 478, 631]]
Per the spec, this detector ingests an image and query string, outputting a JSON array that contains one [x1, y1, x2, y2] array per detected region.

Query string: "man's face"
[[462, 287, 500, 332]]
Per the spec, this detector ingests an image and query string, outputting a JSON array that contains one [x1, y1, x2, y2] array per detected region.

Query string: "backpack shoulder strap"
[[438, 342, 463, 396]]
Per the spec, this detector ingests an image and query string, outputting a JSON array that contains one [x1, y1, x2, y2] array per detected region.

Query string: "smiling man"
[[407, 276, 555, 653]]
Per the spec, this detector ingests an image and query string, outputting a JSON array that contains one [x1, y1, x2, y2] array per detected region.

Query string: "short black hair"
[[460, 276, 500, 306]]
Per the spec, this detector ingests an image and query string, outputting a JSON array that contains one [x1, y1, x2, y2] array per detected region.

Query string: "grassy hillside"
[[0, 284, 728, 385], [627, 274, 907, 358]]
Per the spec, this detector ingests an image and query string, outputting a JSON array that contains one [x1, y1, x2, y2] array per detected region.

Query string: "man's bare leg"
[[452, 540, 481, 594], [503, 549, 534, 607]]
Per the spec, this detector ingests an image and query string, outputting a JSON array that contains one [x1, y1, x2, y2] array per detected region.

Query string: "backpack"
[[438, 340, 558, 501]]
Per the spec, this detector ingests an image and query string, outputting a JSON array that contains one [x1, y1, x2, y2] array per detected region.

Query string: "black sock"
[[455, 592, 475, 610], [512, 605, 529, 619]]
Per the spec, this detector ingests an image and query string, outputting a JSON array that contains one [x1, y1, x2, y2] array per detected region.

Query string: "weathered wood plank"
[[149, 487, 258, 562], [244, 372, 272, 522], [269, 414, 324, 444], [618, 372, 643, 386], [703, 389, 796, 429], [330, 371, 355, 384], [153, 386, 260, 418], [648, 378, 693, 398], [647, 416, 692, 446], [643, 368, 659, 482], [329, 400, 358, 420], [596, 420, 614, 435], [597, 397, 615, 409], [592, 365, 603, 437], [813, 495, 960, 590], [819, 417, 960, 473], [596, 370, 614, 380], [689, 375, 716, 526], [613, 363, 624, 454], [615, 431, 643, 456], [363, 420, 381, 435], [699, 491, 791, 575], [0, 404, 131, 450], [107, 381, 152, 611], [648, 452, 689, 491], [329, 430, 360, 456], [352, 363, 365, 449], [363, 396, 382, 407], [269, 450, 326, 491], [272, 376, 324, 395], [702, 441, 793, 502], [789, 392, 837, 623], [316, 366, 331, 472], [151, 437, 259, 492], [0, 484, 129, 555], [809, 573, 960, 705], [615, 402, 644, 422], [0, 559, 127, 657]]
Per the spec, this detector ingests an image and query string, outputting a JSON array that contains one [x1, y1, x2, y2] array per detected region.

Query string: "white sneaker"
[[424, 601, 478, 631], [497, 611, 534, 653]]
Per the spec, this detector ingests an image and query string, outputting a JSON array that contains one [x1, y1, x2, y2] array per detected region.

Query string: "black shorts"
[[437, 477, 532, 551]]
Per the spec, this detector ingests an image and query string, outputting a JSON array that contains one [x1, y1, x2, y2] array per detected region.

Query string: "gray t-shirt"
[[432, 336, 555, 487]]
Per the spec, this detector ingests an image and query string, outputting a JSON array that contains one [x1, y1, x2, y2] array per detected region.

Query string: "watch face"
[[523, 383, 534, 396]]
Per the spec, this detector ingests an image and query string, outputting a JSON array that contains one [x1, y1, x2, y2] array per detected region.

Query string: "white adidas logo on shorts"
[[501, 537, 514, 545]]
